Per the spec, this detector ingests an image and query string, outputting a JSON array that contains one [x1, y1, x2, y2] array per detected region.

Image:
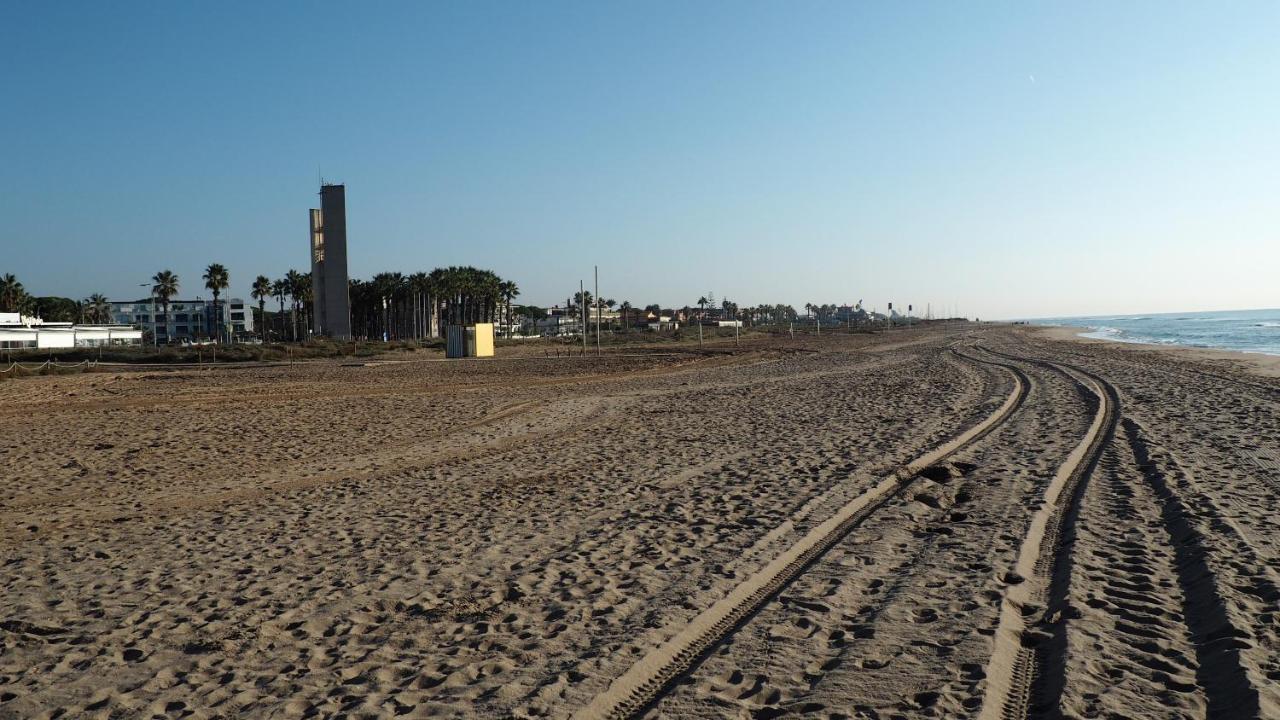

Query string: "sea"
[[1032, 308, 1280, 356]]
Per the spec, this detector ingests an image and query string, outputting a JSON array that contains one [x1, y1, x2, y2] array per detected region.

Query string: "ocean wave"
[[1045, 311, 1280, 355]]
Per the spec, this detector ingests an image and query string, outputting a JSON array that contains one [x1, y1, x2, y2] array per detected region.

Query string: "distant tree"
[[0, 274, 27, 313], [251, 275, 272, 341], [30, 297, 80, 322], [295, 273, 313, 337], [500, 280, 519, 337], [203, 263, 229, 341], [151, 270, 179, 341], [513, 304, 545, 318], [408, 271, 429, 339], [271, 278, 287, 341], [574, 290, 593, 331], [284, 269, 304, 341], [370, 272, 405, 339], [619, 300, 633, 331], [85, 293, 111, 324]]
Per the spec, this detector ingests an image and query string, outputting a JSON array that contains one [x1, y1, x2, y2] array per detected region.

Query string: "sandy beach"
[[2, 325, 1278, 719]]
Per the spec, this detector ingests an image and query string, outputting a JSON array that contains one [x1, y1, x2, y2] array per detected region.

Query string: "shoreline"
[[1032, 324, 1280, 378]]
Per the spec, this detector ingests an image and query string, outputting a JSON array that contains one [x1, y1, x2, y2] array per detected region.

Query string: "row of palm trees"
[[146, 265, 234, 342], [349, 266, 518, 340], [143, 266, 317, 342], [147, 265, 521, 343]]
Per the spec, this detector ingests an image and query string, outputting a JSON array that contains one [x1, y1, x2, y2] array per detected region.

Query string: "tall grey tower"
[[309, 183, 352, 339]]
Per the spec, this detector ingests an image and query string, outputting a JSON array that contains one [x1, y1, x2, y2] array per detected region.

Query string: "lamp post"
[[137, 282, 155, 348]]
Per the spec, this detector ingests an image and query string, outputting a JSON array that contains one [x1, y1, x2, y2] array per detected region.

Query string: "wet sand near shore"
[[2, 326, 1277, 719]]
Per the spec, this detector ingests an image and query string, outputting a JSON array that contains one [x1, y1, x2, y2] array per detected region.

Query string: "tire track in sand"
[[978, 346, 1271, 719], [572, 349, 1028, 720], [974, 350, 1115, 720]]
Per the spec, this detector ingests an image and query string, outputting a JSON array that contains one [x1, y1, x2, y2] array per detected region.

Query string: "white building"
[[536, 313, 581, 337], [110, 298, 253, 343], [0, 313, 143, 349]]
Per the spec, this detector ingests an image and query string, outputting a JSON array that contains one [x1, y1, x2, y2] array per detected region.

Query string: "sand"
[[1, 326, 1277, 719]]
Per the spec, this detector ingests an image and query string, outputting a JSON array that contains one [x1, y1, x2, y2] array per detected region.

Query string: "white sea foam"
[[1048, 308, 1280, 356]]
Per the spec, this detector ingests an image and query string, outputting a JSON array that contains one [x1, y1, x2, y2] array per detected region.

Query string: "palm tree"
[[284, 269, 304, 341], [151, 270, 179, 343], [84, 293, 111, 324], [619, 301, 632, 332], [500, 280, 519, 337], [0, 274, 27, 313], [271, 278, 287, 341], [697, 296, 708, 320], [203, 263, 229, 342], [408, 271, 429, 339], [370, 272, 403, 339], [427, 268, 447, 337], [251, 275, 271, 341], [574, 290, 595, 333], [295, 273, 313, 338]]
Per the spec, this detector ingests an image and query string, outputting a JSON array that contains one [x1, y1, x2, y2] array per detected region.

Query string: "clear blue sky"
[[3, 1, 1277, 319]]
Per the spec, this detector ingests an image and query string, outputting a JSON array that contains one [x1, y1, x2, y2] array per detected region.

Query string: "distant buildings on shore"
[[0, 312, 143, 349], [109, 299, 253, 343]]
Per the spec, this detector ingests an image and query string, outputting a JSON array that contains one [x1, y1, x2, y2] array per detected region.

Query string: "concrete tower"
[[309, 184, 352, 339]]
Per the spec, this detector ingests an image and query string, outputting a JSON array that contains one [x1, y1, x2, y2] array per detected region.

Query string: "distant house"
[[0, 312, 143, 349], [833, 305, 870, 324], [644, 313, 679, 331], [536, 306, 581, 336], [110, 298, 253, 343]]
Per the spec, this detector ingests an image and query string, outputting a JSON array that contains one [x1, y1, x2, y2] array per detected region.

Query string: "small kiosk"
[[446, 323, 495, 358]]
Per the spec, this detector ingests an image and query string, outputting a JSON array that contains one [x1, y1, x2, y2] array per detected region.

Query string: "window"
[[230, 303, 244, 310], [231, 311, 244, 320], [176, 313, 189, 322]]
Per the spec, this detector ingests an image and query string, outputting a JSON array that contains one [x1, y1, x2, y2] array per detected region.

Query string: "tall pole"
[[594, 265, 601, 356]]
